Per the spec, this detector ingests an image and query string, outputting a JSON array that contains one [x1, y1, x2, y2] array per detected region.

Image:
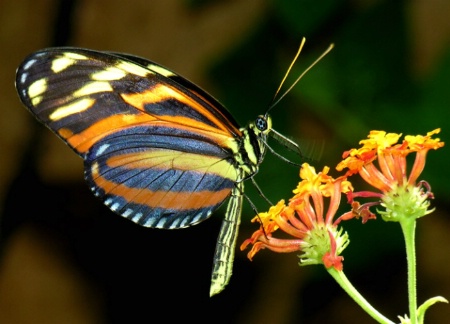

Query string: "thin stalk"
[[327, 268, 395, 324]]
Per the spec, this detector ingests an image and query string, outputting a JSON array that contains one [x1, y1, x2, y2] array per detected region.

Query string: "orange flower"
[[337, 129, 444, 221], [241, 163, 352, 271]]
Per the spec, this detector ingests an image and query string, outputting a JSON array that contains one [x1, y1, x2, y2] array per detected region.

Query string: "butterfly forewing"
[[16, 48, 242, 229]]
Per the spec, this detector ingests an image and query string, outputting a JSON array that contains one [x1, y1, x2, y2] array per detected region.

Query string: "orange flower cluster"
[[241, 129, 444, 269]]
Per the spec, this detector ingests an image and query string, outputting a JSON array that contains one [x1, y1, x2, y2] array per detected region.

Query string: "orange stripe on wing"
[[59, 113, 156, 154], [59, 111, 238, 157], [120, 84, 241, 136], [91, 162, 231, 211]]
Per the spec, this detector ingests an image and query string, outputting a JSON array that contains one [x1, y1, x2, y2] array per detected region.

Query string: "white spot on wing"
[[131, 212, 143, 223], [191, 213, 203, 225], [122, 209, 133, 217], [155, 218, 167, 228], [144, 216, 159, 227], [20, 72, 28, 85], [170, 218, 182, 228], [110, 202, 120, 211], [23, 59, 37, 70], [94, 143, 110, 157], [179, 217, 190, 228]]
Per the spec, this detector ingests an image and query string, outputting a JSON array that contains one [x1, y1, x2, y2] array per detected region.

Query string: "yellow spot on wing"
[[28, 78, 47, 106], [50, 98, 95, 121], [64, 52, 88, 60], [51, 52, 87, 73], [73, 81, 113, 97], [147, 64, 175, 77], [52, 57, 74, 72], [28, 78, 47, 97], [91, 66, 127, 81], [116, 61, 149, 77]]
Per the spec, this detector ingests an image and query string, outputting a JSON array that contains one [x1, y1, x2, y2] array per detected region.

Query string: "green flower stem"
[[327, 267, 395, 324], [399, 218, 417, 324]]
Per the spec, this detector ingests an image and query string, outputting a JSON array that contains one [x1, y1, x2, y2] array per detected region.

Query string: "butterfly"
[[15, 39, 329, 296]]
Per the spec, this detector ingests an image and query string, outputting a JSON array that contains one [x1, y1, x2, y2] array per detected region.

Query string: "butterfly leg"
[[209, 182, 243, 296]]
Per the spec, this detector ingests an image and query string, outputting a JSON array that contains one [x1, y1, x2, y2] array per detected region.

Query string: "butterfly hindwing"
[[85, 123, 239, 228], [16, 48, 243, 228]]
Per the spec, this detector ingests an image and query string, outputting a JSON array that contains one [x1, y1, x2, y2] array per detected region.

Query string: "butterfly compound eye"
[[254, 115, 272, 135], [255, 115, 268, 131]]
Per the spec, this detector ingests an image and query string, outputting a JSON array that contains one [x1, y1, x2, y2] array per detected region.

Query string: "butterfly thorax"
[[233, 115, 271, 180]]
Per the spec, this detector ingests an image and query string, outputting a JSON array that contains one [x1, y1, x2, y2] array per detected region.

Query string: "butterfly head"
[[250, 114, 272, 154]]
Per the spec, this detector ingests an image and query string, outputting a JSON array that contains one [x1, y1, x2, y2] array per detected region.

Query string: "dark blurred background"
[[0, 0, 449, 323]]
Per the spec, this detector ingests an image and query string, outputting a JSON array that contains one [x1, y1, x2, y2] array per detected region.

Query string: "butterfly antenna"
[[267, 39, 334, 114], [269, 37, 306, 108]]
